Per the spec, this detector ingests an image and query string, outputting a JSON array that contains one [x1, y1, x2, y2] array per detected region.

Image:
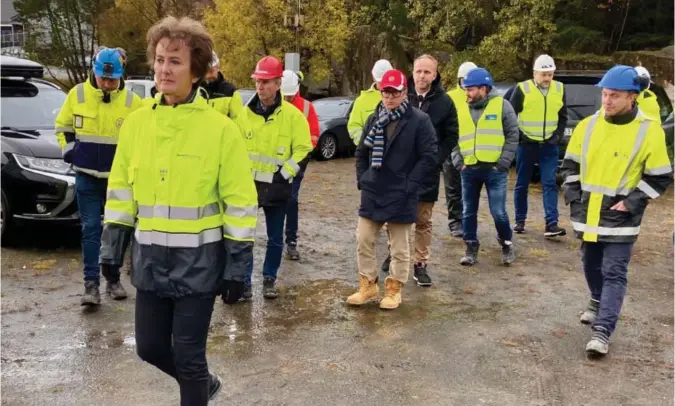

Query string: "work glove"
[[221, 280, 245, 304]]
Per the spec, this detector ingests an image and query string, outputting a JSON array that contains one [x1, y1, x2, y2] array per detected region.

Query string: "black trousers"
[[442, 157, 463, 225], [135, 290, 216, 406]]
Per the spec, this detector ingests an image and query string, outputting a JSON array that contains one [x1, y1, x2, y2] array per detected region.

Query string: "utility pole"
[[283, 0, 304, 72]]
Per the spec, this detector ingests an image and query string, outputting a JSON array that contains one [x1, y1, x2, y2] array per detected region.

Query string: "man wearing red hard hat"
[[232, 56, 313, 302]]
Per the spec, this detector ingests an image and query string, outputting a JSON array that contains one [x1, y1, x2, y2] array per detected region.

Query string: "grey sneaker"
[[586, 328, 610, 356], [81, 280, 101, 306], [106, 281, 128, 300], [580, 299, 599, 325], [262, 278, 278, 299], [500, 240, 516, 265], [460, 241, 480, 266]]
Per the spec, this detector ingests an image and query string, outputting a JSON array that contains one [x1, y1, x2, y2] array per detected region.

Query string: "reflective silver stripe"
[[125, 90, 134, 108], [254, 171, 274, 183], [572, 222, 640, 236], [302, 100, 310, 118], [135, 228, 222, 248], [107, 188, 133, 201], [249, 153, 284, 166], [522, 81, 531, 93], [104, 208, 135, 225], [72, 166, 110, 177], [76, 84, 85, 104], [581, 183, 619, 196], [637, 180, 660, 199], [56, 127, 74, 133], [520, 120, 558, 127], [580, 114, 599, 180], [476, 129, 503, 135], [76, 134, 118, 145], [280, 166, 292, 180], [286, 159, 300, 173], [475, 145, 502, 151], [564, 175, 579, 184], [137, 202, 220, 220], [458, 134, 474, 142], [224, 204, 258, 218], [224, 224, 255, 240], [555, 82, 562, 93], [564, 152, 581, 163], [644, 165, 673, 176], [62, 142, 75, 157]]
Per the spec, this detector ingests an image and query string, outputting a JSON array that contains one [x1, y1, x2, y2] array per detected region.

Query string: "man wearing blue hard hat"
[[450, 67, 519, 267], [55, 46, 142, 306], [561, 65, 672, 357]]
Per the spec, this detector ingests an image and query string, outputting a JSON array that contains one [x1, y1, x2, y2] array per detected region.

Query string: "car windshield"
[[313, 99, 351, 120], [564, 83, 602, 121], [1, 81, 66, 129]]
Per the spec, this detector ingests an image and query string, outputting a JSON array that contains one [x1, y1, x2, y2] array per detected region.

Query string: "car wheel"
[[1, 189, 14, 245], [317, 133, 338, 161]]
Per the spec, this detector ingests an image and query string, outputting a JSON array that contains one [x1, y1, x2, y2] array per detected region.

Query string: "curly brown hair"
[[146, 16, 214, 80]]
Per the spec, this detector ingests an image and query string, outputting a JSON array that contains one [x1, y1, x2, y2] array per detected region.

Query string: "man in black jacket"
[[204, 51, 244, 120], [380, 55, 458, 287], [348, 69, 437, 310]]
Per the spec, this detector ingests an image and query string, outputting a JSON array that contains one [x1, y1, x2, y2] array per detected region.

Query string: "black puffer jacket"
[[407, 73, 459, 202]]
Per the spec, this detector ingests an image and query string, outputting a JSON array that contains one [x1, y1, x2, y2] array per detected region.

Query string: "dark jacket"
[[507, 81, 568, 144], [407, 73, 459, 202], [204, 72, 238, 99], [355, 105, 438, 224]]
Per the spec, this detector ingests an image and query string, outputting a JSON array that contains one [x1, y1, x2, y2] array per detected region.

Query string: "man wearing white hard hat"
[[442, 61, 478, 237], [347, 59, 394, 145], [509, 54, 568, 238], [633, 66, 661, 124], [280, 69, 320, 261]]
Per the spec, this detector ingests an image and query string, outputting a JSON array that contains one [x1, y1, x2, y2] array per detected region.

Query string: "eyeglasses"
[[380, 90, 403, 98]]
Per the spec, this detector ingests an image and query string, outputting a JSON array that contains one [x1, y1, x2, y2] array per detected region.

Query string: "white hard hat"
[[372, 59, 393, 82], [634, 66, 650, 81], [457, 62, 478, 79], [533, 54, 556, 72], [210, 51, 220, 69], [281, 69, 300, 96]]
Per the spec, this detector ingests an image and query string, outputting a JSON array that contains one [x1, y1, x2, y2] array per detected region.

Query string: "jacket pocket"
[[72, 108, 98, 136]]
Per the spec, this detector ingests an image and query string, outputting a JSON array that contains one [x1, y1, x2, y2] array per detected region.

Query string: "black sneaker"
[[208, 373, 222, 401], [449, 221, 463, 238], [544, 223, 567, 238], [381, 254, 391, 273], [285, 245, 300, 260], [262, 278, 278, 299], [513, 222, 525, 234], [413, 263, 432, 287]]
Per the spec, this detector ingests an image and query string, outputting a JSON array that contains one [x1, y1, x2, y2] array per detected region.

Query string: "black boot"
[[81, 280, 101, 306], [208, 373, 222, 401], [381, 254, 391, 273], [263, 278, 278, 299], [448, 221, 463, 238], [460, 241, 480, 266], [102, 264, 127, 300], [513, 222, 525, 234]]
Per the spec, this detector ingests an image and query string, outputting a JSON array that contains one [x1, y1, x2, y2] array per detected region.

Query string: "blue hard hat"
[[93, 48, 125, 79], [597, 65, 642, 92], [463, 67, 493, 88]]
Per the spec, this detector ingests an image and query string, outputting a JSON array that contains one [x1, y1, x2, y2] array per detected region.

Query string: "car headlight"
[[13, 154, 74, 175]]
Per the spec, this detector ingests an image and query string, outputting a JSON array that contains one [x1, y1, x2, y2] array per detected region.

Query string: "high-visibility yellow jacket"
[[456, 96, 505, 165], [516, 79, 564, 141], [447, 87, 465, 108], [347, 85, 381, 145], [637, 89, 661, 124], [100, 91, 258, 296], [54, 77, 142, 178], [561, 109, 672, 243], [237, 94, 313, 207]]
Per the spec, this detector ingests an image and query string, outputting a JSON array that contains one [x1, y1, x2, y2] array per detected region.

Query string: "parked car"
[[1, 56, 78, 242], [313, 96, 355, 160], [126, 79, 155, 99]]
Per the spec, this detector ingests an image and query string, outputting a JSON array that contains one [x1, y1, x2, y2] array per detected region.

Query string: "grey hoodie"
[[451, 89, 519, 171]]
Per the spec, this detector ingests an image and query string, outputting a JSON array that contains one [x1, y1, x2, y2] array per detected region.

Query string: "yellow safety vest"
[[517, 79, 564, 141], [104, 93, 258, 245], [237, 101, 313, 184], [347, 85, 381, 145], [636, 89, 661, 124], [564, 112, 671, 242], [457, 97, 505, 165]]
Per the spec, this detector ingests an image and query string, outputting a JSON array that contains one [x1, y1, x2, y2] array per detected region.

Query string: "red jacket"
[[290, 93, 319, 148]]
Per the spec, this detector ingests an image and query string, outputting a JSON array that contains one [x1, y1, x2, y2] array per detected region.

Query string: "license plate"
[[564, 127, 573, 137]]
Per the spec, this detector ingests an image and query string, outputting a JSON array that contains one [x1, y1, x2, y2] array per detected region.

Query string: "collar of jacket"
[[155, 86, 206, 109], [204, 71, 225, 94], [86, 74, 126, 96], [407, 71, 444, 100], [603, 105, 638, 125], [249, 91, 282, 116]]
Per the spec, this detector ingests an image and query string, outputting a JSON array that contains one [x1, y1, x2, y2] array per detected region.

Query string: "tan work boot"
[[380, 277, 403, 310], [346, 275, 379, 305]]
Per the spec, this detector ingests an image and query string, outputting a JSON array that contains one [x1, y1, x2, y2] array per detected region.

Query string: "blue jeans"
[[461, 166, 512, 242], [514, 143, 560, 225], [75, 172, 107, 283], [285, 167, 306, 247], [245, 205, 286, 286], [582, 242, 634, 337]]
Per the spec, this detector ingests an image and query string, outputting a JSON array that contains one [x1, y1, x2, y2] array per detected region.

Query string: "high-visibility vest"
[[636, 89, 661, 124], [457, 97, 505, 165], [347, 86, 381, 145], [564, 112, 671, 242], [517, 79, 564, 141], [55, 79, 142, 178]]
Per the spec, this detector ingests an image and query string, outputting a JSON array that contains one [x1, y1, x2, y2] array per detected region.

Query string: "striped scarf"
[[364, 99, 409, 169]]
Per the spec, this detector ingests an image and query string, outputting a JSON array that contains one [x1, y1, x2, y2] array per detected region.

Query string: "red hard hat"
[[251, 56, 283, 80]]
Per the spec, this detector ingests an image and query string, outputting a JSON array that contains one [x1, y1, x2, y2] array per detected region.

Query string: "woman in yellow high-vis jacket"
[[98, 17, 257, 405], [561, 65, 672, 358]]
